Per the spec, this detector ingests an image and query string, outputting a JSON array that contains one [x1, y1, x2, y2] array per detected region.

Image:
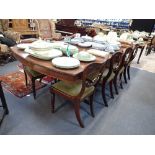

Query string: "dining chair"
[[0, 81, 9, 126], [101, 52, 123, 106], [124, 45, 138, 82], [145, 36, 155, 56], [113, 47, 133, 93], [23, 65, 46, 99], [49, 62, 104, 128]]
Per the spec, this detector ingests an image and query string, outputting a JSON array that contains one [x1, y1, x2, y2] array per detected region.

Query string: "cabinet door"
[[12, 19, 29, 31]]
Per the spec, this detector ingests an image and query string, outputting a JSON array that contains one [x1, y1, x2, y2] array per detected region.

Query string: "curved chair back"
[[123, 47, 134, 66], [151, 36, 155, 46], [77, 62, 105, 100]]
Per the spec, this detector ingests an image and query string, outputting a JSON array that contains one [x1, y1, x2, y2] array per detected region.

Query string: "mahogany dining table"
[[10, 45, 109, 82]]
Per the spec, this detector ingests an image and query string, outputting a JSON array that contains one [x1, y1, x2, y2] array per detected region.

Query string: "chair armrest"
[[3, 30, 21, 43]]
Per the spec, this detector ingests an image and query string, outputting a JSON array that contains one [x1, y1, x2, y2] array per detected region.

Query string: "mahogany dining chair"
[[49, 62, 105, 128]]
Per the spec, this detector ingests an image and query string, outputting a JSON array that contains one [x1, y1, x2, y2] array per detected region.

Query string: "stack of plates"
[[70, 38, 84, 45], [87, 49, 110, 58], [24, 48, 63, 60], [29, 41, 53, 51], [78, 42, 92, 48], [81, 35, 93, 42], [92, 42, 106, 50], [73, 51, 96, 62], [52, 57, 80, 69]]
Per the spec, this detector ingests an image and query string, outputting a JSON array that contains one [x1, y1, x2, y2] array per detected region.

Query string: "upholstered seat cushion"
[[52, 80, 94, 99], [24, 66, 43, 77]]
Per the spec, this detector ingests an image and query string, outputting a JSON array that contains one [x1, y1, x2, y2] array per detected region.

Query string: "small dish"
[[78, 42, 92, 48], [73, 51, 96, 62]]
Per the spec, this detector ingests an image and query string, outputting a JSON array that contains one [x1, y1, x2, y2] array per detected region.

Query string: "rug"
[[17, 63, 55, 84], [0, 71, 46, 98]]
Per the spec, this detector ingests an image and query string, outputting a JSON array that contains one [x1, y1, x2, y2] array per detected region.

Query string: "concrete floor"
[[0, 50, 155, 135]]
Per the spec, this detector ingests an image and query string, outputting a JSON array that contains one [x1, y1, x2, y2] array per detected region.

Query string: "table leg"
[[137, 46, 145, 64]]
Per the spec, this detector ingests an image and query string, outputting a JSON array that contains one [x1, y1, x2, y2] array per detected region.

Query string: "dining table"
[[10, 44, 110, 82]]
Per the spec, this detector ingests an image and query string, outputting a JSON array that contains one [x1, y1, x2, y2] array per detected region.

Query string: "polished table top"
[[11, 45, 109, 82]]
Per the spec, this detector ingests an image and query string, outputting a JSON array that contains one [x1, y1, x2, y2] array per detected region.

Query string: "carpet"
[[0, 71, 46, 98], [17, 63, 55, 84]]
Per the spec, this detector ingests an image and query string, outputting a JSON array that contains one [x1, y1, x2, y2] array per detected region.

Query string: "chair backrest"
[[76, 62, 105, 100], [113, 48, 133, 75], [103, 52, 122, 80], [111, 51, 123, 73], [123, 47, 134, 66], [151, 36, 155, 46], [130, 45, 138, 61], [34, 19, 54, 39]]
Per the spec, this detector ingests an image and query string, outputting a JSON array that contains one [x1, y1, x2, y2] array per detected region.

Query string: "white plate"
[[52, 57, 80, 69], [73, 52, 96, 62], [17, 43, 31, 49], [24, 48, 63, 60], [78, 42, 92, 47]]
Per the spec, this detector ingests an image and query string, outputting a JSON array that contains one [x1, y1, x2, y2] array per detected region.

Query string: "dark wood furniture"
[[124, 45, 139, 82], [101, 52, 123, 106], [136, 44, 145, 64], [56, 19, 88, 36], [145, 36, 155, 56], [50, 62, 105, 128], [116, 47, 133, 88], [0, 81, 9, 126]]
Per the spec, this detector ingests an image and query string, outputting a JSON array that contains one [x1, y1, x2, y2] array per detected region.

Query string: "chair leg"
[[119, 73, 123, 89], [123, 67, 127, 84], [89, 94, 95, 117], [32, 78, 36, 99], [102, 82, 108, 107], [51, 92, 55, 113], [127, 66, 130, 80], [113, 76, 119, 94], [24, 70, 28, 86], [73, 102, 84, 128], [39, 77, 44, 83], [109, 81, 114, 99], [146, 46, 151, 56]]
